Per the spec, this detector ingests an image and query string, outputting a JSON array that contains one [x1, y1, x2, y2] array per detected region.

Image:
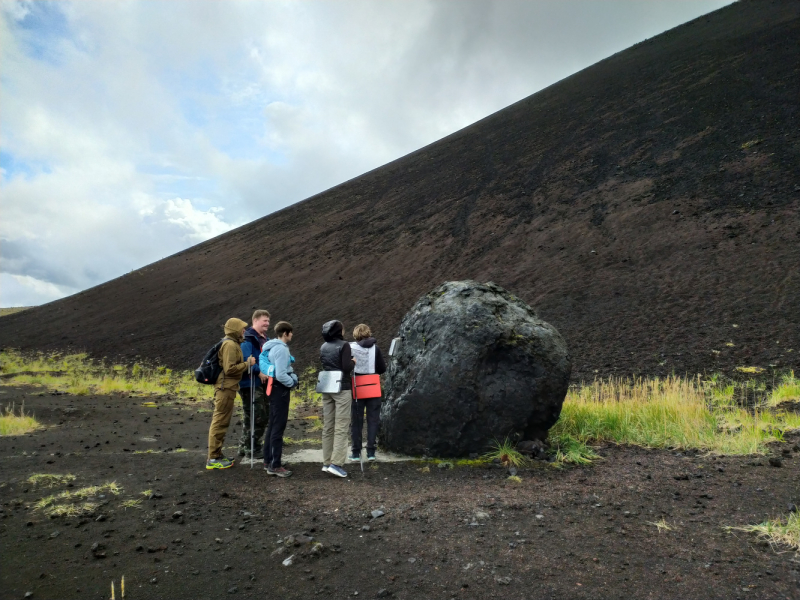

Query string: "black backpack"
[[194, 338, 227, 385]]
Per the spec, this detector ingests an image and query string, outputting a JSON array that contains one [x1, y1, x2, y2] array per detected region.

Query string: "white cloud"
[[0, 0, 732, 307]]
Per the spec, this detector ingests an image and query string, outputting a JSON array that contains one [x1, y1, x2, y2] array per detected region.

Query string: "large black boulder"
[[380, 281, 571, 457]]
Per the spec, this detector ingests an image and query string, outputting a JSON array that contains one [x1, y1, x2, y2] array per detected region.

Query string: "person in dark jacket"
[[319, 320, 355, 478], [237, 310, 270, 459], [348, 324, 386, 462]]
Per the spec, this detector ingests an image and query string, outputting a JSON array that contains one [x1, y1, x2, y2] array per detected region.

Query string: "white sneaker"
[[321, 464, 329, 473], [327, 464, 348, 478]]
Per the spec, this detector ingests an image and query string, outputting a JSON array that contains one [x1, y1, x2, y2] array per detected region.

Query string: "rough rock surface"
[[380, 281, 571, 457]]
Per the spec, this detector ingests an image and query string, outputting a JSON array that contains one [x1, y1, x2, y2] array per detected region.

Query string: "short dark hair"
[[274, 321, 293, 338]]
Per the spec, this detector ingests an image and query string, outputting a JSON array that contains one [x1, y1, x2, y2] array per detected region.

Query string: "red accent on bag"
[[266, 377, 273, 396], [353, 374, 382, 399]]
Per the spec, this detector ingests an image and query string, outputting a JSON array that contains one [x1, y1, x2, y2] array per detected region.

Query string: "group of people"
[[205, 310, 386, 478]]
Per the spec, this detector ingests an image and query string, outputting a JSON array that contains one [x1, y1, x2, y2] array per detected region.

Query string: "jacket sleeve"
[[221, 340, 248, 379], [374, 346, 387, 375], [241, 340, 261, 376], [271, 345, 296, 388], [340, 343, 355, 374]]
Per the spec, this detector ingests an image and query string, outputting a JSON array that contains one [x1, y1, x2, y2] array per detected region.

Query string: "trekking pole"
[[249, 364, 255, 469], [353, 371, 365, 475]]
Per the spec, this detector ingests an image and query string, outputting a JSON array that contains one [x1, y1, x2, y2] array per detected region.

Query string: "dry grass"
[[27, 473, 76, 488], [120, 498, 142, 510], [648, 518, 674, 533], [0, 402, 39, 435], [0, 307, 30, 317], [726, 512, 800, 550], [33, 482, 122, 515]]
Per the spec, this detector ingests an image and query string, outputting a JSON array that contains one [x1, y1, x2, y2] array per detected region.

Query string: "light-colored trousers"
[[322, 389, 352, 467]]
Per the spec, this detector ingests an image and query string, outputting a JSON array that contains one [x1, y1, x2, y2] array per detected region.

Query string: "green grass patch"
[[552, 376, 800, 457], [726, 512, 800, 550], [0, 349, 212, 401], [483, 437, 527, 467], [0, 402, 39, 435], [769, 371, 800, 406]]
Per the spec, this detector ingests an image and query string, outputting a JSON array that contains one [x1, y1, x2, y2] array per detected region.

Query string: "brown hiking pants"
[[208, 387, 237, 459]]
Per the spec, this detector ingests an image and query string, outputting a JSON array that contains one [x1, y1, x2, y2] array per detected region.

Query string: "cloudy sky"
[[0, 0, 731, 307]]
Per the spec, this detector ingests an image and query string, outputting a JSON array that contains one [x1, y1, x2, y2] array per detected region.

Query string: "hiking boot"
[[367, 451, 376, 462], [348, 453, 360, 462], [206, 457, 234, 470], [326, 464, 347, 478], [265, 466, 292, 478]]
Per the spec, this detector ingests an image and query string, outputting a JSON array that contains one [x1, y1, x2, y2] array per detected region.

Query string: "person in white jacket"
[[348, 324, 387, 462]]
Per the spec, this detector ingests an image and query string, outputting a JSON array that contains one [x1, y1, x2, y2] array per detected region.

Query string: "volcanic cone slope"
[[1, 0, 798, 380]]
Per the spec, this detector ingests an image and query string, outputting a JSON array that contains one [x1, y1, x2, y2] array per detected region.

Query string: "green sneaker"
[[206, 457, 234, 470], [348, 453, 360, 462]]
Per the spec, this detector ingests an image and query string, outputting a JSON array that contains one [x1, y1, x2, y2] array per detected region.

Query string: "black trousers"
[[351, 397, 381, 454], [238, 385, 269, 452], [264, 382, 290, 469]]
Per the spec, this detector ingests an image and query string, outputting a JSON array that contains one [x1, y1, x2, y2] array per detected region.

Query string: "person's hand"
[[258, 373, 268, 384], [352, 357, 357, 364], [247, 356, 256, 366]]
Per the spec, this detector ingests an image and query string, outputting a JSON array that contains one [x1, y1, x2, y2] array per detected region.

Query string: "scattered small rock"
[[376, 589, 392, 598], [282, 554, 295, 567], [495, 576, 512, 585], [172, 511, 183, 519], [227, 586, 237, 594], [24, 593, 33, 599], [49, 531, 59, 539], [788, 503, 797, 513], [95, 515, 106, 522], [362, 525, 371, 532], [371, 510, 385, 519], [150, 578, 157, 584]]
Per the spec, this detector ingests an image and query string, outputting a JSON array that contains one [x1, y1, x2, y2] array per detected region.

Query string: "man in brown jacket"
[[207, 318, 256, 469]]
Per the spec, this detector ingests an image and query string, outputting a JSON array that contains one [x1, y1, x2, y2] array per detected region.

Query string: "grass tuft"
[[483, 437, 527, 467], [507, 475, 522, 483], [27, 473, 76, 488], [648, 518, 674, 533], [0, 402, 39, 435], [726, 513, 800, 550], [120, 498, 142, 510]]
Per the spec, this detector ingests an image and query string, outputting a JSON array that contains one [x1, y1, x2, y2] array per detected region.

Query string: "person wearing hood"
[[319, 320, 356, 478], [348, 324, 387, 463], [260, 321, 298, 477], [237, 310, 271, 459], [207, 317, 256, 470]]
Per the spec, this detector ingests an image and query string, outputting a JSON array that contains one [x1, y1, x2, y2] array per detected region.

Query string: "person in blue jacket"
[[260, 321, 298, 477], [238, 310, 271, 459]]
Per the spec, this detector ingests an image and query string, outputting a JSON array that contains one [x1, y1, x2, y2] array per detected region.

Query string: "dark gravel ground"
[[3, 386, 800, 600]]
